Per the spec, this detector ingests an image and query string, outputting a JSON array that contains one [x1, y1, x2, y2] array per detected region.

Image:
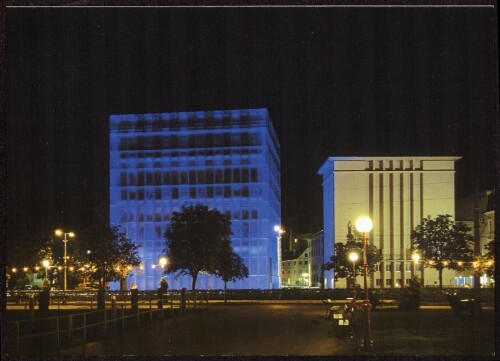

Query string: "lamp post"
[[159, 257, 168, 270], [42, 259, 50, 278], [349, 252, 359, 302], [355, 216, 373, 351], [274, 225, 285, 289], [55, 229, 75, 291]]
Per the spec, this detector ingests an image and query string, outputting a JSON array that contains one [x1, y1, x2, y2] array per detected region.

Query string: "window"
[[405, 263, 412, 272], [385, 279, 392, 287], [373, 264, 380, 272], [385, 264, 391, 272], [376, 279, 382, 286], [395, 263, 401, 272]]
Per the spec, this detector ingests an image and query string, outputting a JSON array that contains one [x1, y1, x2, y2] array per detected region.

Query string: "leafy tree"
[[164, 204, 232, 292], [215, 240, 249, 303], [411, 214, 474, 288], [324, 230, 382, 283], [75, 225, 142, 289], [479, 239, 495, 279]]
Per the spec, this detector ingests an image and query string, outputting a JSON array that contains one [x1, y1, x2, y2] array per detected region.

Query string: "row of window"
[[115, 147, 264, 160], [117, 132, 263, 151], [121, 220, 271, 240], [115, 208, 261, 223], [112, 111, 263, 133], [113, 184, 265, 202], [373, 263, 422, 272], [115, 168, 261, 187], [375, 278, 415, 287]]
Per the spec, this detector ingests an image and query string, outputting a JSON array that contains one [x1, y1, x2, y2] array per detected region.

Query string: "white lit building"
[[318, 156, 460, 289]]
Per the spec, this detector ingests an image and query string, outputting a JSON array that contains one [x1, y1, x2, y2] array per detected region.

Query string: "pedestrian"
[[160, 277, 168, 291], [130, 282, 139, 312]]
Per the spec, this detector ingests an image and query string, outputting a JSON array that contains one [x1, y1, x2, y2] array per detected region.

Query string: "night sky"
[[7, 6, 497, 249]]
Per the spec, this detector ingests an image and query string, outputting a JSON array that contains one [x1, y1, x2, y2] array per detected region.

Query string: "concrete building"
[[455, 190, 495, 287], [282, 247, 311, 287], [318, 156, 460, 289], [308, 230, 324, 288], [110, 108, 281, 290]]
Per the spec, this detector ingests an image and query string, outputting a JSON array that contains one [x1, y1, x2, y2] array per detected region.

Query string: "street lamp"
[[42, 259, 50, 278], [55, 229, 75, 291], [355, 216, 373, 351], [349, 252, 359, 302], [274, 225, 285, 289], [159, 257, 168, 269]]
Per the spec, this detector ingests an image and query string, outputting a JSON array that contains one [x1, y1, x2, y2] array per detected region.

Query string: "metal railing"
[[6, 292, 208, 356]]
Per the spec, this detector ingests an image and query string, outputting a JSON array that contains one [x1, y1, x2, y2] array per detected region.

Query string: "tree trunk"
[[224, 281, 227, 304]]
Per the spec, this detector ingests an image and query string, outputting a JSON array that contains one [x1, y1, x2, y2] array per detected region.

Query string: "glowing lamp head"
[[55, 229, 63, 236], [159, 257, 167, 268], [23, 267, 28, 272], [68, 232, 75, 238], [412, 253, 420, 262], [274, 225, 284, 234], [42, 260, 50, 268], [355, 217, 373, 233], [12, 268, 17, 273], [349, 252, 359, 262]]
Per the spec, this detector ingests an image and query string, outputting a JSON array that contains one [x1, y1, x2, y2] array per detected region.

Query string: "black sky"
[[6, 6, 497, 248]]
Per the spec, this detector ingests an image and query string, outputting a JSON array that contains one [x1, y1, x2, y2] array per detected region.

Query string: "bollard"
[[38, 288, 50, 318], [112, 295, 117, 309], [131, 289, 139, 313]]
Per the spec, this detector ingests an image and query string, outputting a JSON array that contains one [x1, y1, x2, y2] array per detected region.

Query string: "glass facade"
[[109, 108, 281, 290]]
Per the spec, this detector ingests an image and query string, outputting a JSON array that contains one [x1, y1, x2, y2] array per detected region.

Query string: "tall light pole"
[[42, 259, 50, 279], [349, 252, 359, 302], [355, 216, 373, 351], [274, 225, 284, 289], [55, 229, 75, 291]]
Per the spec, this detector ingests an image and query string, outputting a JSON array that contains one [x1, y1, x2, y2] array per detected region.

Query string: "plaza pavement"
[[51, 301, 495, 357]]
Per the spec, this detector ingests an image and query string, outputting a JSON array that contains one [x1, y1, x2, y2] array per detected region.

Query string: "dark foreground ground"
[[59, 303, 495, 357]]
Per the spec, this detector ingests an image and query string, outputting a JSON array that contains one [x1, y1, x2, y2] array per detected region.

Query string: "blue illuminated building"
[[109, 108, 281, 290]]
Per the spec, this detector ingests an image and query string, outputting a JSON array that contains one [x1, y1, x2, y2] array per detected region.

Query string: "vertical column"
[[378, 172, 385, 288], [400, 172, 405, 287], [389, 172, 395, 288]]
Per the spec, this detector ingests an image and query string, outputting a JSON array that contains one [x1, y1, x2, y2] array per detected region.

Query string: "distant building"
[[318, 156, 460, 289], [109, 108, 281, 290], [308, 230, 324, 287], [455, 190, 495, 287], [282, 247, 311, 287], [280, 230, 324, 288]]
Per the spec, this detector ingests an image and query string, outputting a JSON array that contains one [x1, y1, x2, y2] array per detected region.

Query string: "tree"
[[75, 225, 142, 289], [411, 214, 474, 288], [324, 230, 382, 283], [164, 204, 232, 292], [215, 240, 249, 303]]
